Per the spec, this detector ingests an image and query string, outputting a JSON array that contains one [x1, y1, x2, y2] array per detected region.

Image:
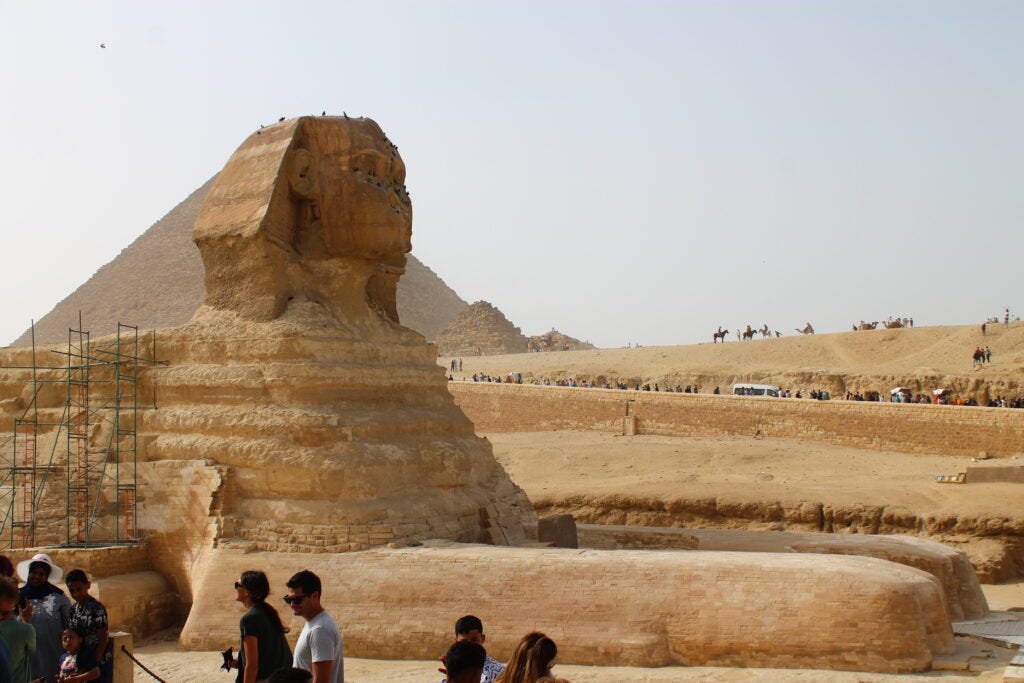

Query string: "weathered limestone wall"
[[24, 545, 151, 579], [181, 542, 953, 674], [449, 383, 1024, 457], [136, 459, 229, 604], [576, 524, 988, 621]]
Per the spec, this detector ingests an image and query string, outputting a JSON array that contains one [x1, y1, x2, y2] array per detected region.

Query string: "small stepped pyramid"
[[527, 328, 597, 352], [435, 301, 529, 356]]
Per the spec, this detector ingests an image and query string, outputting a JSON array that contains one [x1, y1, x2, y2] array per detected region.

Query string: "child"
[[57, 628, 99, 683], [0, 577, 34, 682], [64, 570, 110, 683]]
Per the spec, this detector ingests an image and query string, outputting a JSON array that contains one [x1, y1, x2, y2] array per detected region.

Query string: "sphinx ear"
[[288, 148, 318, 198]]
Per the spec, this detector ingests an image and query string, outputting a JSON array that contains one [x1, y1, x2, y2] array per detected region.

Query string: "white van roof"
[[732, 383, 781, 392]]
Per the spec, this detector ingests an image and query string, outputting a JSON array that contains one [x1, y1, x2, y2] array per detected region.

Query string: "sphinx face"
[[197, 117, 414, 321], [310, 122, 412, 260]]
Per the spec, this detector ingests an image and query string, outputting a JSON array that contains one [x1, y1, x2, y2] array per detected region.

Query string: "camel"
[[884, 319, 904, 329], [795, 323, 815, 335], [712, 328, 729, 343], [856, 321, 879, 331]]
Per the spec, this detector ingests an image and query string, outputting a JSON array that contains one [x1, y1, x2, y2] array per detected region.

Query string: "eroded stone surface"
[[577, 524, 988, 621], [180, 543, 955, 673]]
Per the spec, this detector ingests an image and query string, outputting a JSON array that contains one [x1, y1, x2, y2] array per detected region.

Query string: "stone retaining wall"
[[449, 382, 1024, 457]]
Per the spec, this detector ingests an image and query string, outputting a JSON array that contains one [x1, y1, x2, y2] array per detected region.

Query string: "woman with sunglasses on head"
[[232, 571, 292, 683]]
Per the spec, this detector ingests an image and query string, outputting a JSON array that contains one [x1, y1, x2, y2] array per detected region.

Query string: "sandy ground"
[[487, 430, 1024, 520]]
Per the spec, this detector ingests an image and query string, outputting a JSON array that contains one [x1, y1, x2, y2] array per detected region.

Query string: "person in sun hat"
[[17, 553, 70, 682]]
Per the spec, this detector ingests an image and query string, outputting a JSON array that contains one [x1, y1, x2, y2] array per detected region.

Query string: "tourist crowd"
[[0, 552, 112, 683], [458, 375, 1024, 410], [0, 556, 570, 683]]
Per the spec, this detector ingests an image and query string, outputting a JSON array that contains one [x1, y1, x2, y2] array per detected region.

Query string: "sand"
[[486, 431, 1024, 518]]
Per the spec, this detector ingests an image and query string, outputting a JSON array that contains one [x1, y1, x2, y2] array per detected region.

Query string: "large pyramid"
[[435, 300, 529, 356], [10, 178, 468, 346]]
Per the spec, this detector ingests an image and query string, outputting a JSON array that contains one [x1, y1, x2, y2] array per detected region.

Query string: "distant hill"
[[435, 301, 529, 356], [10, 178, 468, 346]]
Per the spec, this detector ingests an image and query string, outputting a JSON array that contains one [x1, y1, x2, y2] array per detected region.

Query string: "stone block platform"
[[181, 542, 954, 673]]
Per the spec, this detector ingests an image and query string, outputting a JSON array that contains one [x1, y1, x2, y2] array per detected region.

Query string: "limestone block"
[[537, 514, 578, 548], [179, 544, 953, 674], [577, 523, 988, 621], [686, 527, 989, 621], [94, 571, 181, 640]]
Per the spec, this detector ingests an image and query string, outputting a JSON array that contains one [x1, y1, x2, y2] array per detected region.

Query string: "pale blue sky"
[[1, 1, 1021, 347]]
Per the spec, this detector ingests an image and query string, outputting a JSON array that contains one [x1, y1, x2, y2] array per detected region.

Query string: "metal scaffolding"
[[0, 318, 158, 549]]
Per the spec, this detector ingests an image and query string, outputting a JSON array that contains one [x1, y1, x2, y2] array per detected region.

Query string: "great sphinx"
[[139, 117, 534, 566], [117, 117, 961, 672]]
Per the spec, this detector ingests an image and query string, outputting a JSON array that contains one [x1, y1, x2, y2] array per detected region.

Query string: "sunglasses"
[[283, 594, 309, 605]]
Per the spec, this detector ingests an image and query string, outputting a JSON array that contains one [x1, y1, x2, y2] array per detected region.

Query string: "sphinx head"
[[194, 117, 412, 323]]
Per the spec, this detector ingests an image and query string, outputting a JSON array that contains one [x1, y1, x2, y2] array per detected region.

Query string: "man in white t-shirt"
[[286, 570, 343, 683]]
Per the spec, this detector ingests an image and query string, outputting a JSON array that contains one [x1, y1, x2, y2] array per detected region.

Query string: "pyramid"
[[435, 300, 529, 356], [527, 328, 597, 352], [10, 178, 467, 346]]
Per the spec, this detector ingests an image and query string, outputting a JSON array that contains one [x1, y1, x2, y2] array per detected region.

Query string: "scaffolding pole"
[[66, 321, 91, 546]]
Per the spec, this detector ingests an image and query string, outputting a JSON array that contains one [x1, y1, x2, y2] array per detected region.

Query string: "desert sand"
[[487, 431, 1024, 515]]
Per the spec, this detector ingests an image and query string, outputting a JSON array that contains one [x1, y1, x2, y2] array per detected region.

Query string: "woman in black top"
[[232, 570, 292, 683]]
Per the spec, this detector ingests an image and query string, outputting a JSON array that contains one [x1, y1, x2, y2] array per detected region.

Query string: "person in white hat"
[[17, 553, 70, 682]]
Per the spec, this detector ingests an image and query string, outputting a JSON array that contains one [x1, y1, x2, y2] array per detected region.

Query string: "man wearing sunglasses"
[[284, 571, 343, 683]]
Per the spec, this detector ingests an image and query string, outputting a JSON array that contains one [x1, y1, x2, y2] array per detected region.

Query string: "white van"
[[732, 383, 781, 397]]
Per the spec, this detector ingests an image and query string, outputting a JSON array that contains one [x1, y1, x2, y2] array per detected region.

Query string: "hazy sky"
[[1, 1, 1021, 347]]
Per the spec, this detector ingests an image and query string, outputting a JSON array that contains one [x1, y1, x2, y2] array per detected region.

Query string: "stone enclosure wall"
[[449, 383, 1024, 457]]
